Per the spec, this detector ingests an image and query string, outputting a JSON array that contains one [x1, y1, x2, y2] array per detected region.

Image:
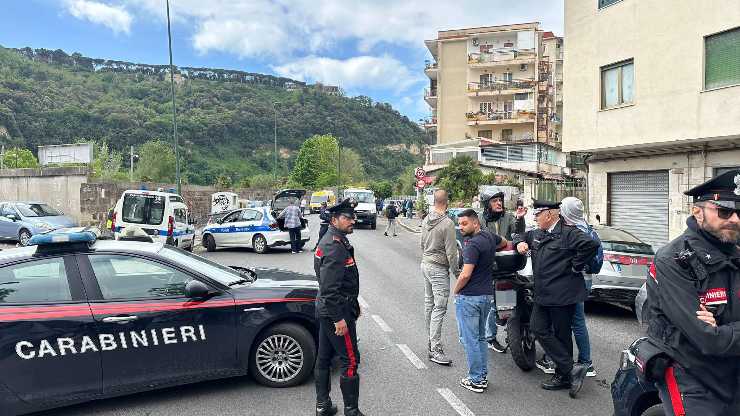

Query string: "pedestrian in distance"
[[646, 169, 740, 415], [514, 200, 599, 398], [406, 199, 414, 219], [480, 187, 526, 353], [420, 189, 460, 366], [277, 199, 304, 254], [300, 198, 308, 214], [313, 198, 365, 416], [384, 201, 398, 237], [453, 209, 508, 393], [312, 201, 330, 252]]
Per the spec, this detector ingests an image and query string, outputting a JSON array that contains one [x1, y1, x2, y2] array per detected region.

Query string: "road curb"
[[397, 219, 421, 234]]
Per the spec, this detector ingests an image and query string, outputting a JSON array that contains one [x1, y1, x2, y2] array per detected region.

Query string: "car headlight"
[[619, 349, 636, 371], [36, 222, 54, 230]]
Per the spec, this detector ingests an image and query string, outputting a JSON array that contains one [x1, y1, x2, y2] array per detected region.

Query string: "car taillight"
[[604, 253, 651, 265], [495, 281, 514, 291], [167, 215, 174, 237], [110, 212, 116, 232]]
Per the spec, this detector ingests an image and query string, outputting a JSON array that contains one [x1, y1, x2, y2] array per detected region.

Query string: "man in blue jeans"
[[453, 209, 507, 393]]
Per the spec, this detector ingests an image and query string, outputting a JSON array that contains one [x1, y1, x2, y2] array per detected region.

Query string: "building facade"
[[563, 0, 740, 248]]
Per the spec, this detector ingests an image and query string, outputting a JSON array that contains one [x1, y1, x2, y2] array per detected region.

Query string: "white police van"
[[111, 190, 195, 250]]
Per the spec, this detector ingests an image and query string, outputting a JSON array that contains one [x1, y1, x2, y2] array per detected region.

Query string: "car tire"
[[507, 314, 536, 372], [18, 229, 32, 246], [641, 405, 665, 416], [253, 234, 268, 254], [371, 221, 376, 230], [249, 323, 316, 388], [204, 234, 216, 252], [185, 240, 194, 252]]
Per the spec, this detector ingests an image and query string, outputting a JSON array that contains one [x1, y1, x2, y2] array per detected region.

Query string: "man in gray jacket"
[[421, 189, 460, 365]]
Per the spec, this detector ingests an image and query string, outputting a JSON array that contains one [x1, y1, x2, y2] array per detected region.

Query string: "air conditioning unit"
[[520, 64, 528, 71], [472, 38, 479, 47]]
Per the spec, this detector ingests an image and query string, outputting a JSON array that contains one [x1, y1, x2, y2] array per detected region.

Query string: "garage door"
[[609, 170, 669, 249]]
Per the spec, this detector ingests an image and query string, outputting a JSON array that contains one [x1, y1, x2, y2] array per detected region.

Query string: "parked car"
[[0, 230, 319, 415], [612, 338, 663, 416], [0, 201, 77, 246]]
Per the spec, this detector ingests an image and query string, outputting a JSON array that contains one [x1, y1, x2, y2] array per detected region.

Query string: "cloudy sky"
[[2, 0, 563, 122]]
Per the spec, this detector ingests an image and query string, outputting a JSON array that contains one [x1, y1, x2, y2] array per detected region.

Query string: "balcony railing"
[[425, 62, 438, 70], [424, 88, 438, 98], [468, 49, 537, 65], [467, 79, 535, 93], [465, 110, 535, 123]]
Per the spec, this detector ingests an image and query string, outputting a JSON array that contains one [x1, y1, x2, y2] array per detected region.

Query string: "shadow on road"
[[585, 301, 636, 319]]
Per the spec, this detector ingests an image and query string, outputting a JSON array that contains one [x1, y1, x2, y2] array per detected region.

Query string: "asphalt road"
[[24, 216, 642, 416]]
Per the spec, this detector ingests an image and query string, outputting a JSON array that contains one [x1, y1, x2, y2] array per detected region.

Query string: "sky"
[[1, 0, 564, 122]]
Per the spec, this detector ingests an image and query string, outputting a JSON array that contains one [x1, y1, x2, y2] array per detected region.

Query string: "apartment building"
[[422, 23, 573, 184], [563, 0, 740, 248]]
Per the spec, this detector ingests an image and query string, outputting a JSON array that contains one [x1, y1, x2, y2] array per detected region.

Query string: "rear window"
[[345, 191, 375, 203], [122, 194, 165, 225], [15, 203, 62, 217], [601, 241, 654, 256]]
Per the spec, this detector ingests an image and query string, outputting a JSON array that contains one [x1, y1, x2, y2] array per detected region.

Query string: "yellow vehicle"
[[309, 190, 336, 213]]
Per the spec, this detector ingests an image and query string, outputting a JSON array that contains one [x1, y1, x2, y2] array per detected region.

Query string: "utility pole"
[[166, 0, 181, 195], [129, 145, 134, 182], [337, 137, 341, 197], [0, 145, 4, 170], [273, 102, 278, 182]]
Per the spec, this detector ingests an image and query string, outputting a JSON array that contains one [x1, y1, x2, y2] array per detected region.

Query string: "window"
[[15, 203, 62, 217], [223, 210, 242, 223], [705, 27, 740, 90], [479, 102, 494, 114], [241, 209, 262, 222], [478, 130, 493, 139], [514, 93, 529, 100], [501, 129, 513, 140], [502, 72, 513, 82], [169, 195, 184, 203], [0, 258, 72, 303], [714, 166, 740, 176], [598, 0, 622, 8], [160, 248, 251, 287], [601, 59, 634, 109], [173, 208, 187, 224], [480, 73, 494, 86], [89, 255, 194, 300], [122, 194, 165, 225], [0, 203, 16, 217]]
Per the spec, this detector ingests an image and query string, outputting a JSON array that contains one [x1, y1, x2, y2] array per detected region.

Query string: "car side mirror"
[[185, 280, 214, 299], [6, 214, 17, 221]]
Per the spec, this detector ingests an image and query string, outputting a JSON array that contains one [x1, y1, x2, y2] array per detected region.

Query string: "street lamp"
[[272, 102, 279, 182], [165, 0, 181, 195]]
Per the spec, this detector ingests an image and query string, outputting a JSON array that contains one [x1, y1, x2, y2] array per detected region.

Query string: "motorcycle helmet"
[[480, 185, 506, 222]]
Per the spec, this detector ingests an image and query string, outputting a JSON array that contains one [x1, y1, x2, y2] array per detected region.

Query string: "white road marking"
[[357, 295, 369, 309], [371, 314, 393, 332], [437, 388, 476, 416], [396, 344, 427, 369]]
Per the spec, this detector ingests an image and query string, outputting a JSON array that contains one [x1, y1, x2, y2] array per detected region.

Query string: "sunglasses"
[[703, 204, 740, 220]]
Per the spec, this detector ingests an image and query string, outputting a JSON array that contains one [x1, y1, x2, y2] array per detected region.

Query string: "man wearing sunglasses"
[[646, 169, 740, 416], [313, 198, 365, 416]]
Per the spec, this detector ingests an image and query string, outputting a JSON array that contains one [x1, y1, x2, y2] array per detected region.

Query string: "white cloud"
[[273, 55, 424, 92], [66, 0, 133, 35]]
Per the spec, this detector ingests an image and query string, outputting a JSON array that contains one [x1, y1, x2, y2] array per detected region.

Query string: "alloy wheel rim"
[[256, 334, 304, 383], [20, 232, 30, 246], [255, 237, 266, 251]]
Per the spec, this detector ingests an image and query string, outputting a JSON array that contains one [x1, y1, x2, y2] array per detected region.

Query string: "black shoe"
[[536, 357, 556, 374], [487, 339, 507, 353], [541, 374, 571, 391], [316, 400, 338, 416], [569, 363, 588, 398], [340, 375, 365, 416], [384, 232, 388, 236]]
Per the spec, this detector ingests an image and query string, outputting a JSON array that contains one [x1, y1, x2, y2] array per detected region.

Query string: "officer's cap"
[[684, 169, 740, 209], [532, 199, 561, 215], [327, 198, 357, 215]]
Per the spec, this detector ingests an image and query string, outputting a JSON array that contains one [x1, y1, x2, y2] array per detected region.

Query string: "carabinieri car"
[[0, 230, 319, 416]]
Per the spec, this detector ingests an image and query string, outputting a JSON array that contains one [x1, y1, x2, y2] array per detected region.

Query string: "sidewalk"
[[396, 217, 422, 234]]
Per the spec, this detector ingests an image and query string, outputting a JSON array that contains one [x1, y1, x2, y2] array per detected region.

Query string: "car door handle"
[[102, 315, 138, 324], [243, 307, 265, 312]]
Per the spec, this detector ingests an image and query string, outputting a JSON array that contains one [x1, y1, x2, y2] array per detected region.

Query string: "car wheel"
[[185, 240, 194, 252], [253, 234, 268, 254], [18, 229, 32, 246], [204, 234, 216, 252], [249, 323, 316, 388], [371, 221, 376, 230], [641, 404, 665, 416]]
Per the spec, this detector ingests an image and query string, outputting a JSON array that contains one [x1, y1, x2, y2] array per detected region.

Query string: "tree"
[[369, 180, 393, 199], [237, 177, 251, 188], [394, 166, 416, 196], [2, 147, 38, 168], [290, 134, 338, 189], [90, 141, 125, 180], [134, 140, 176, 182], [214, 174, 232, 190], [250, 173, 278, 189], [435, 156, 484, 201]]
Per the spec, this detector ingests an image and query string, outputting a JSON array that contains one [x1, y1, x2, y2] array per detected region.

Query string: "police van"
[[0, 229, 319, 415], [111, 190, 196, 251]]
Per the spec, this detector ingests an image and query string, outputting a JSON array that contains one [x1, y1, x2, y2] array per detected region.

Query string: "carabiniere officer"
[[313, 198, 365, 416], [646, 169, 740, 415]]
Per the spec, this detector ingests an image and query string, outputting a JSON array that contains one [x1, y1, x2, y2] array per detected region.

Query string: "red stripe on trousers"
[[343, 332, 357, 377], [665, 365, 686, 416]]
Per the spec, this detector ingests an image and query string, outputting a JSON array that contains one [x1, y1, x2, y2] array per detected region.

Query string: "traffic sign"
[[414, 167, 426, 179], [416, 179, 426, 189]]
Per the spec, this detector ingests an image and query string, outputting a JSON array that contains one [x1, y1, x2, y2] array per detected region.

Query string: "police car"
[[201, 206, 309, 254], [0, 230, 319, 415]]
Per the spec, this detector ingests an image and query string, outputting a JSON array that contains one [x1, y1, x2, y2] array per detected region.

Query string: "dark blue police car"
[[612, 337, 664, 416], [0, 230, 319, 415]]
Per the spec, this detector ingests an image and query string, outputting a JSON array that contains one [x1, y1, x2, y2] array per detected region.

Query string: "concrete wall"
[[563, 0, 740, 152], [0, 167, 88, 224], [438, 39, 470, 144], [587, 148, 740, 241]]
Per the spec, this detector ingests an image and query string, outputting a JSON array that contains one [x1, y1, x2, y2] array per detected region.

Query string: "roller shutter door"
[[609, 170, 669, 249]]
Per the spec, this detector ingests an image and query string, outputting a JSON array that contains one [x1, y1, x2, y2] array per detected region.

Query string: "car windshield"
[[122, 194, 165, 225], [345, 192, 375, 203], [159, 247, 253, 286], [15, 203, 62, 217], [311, 195, 328, 203]]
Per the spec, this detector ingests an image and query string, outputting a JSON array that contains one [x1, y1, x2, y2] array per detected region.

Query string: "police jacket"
[[484, 211, 524, 240], [646, 216, 740, 402], [513, 220, 599, 306], [314, 225, 361, 322]]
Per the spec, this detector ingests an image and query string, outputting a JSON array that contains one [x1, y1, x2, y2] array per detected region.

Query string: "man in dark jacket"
[[384, 201, 398, 237], [646, 169, 740, 415], [514, 200, 599, 398], [313, 198, 365, 416], [312, 202, 330, 252], [480, 187, 526, 352]]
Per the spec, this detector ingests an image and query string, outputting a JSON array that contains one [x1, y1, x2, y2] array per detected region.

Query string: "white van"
[[112, 190, 196, 250], [211, 192, 239, 214], [343, 188, 377, 229]]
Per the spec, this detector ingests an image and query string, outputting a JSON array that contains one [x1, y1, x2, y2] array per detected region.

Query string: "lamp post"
[[272, 102, 279, 182], [166, 0, 181, 194]]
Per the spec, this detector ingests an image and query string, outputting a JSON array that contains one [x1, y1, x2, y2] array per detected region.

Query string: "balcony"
[[424, 88, 438, 107], [468, 49, 536, 68], [465, 110, 535, 126], [424, 61, 438, 79], [422, 117, 438, 128], [467, 80, 534, 96]]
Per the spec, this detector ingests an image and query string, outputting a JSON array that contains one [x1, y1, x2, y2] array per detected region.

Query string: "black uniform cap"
[[684, 169, 740, 209], [532, 199, 561, 215], [327, 198, 358, 215]]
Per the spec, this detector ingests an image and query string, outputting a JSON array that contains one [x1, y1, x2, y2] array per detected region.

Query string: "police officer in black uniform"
[[313, 198, 365, 416], [312, 201, 330, 252], [646, 169, 740, 415]]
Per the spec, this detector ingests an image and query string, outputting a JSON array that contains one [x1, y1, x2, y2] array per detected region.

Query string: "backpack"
[[583, 226, 604, 274]]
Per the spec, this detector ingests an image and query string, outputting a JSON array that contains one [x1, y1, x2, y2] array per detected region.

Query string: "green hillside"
[[0, 47, 428, 185]]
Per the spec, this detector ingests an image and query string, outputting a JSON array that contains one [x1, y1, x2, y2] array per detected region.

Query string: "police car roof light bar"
[[28, 230, 97, 246]]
